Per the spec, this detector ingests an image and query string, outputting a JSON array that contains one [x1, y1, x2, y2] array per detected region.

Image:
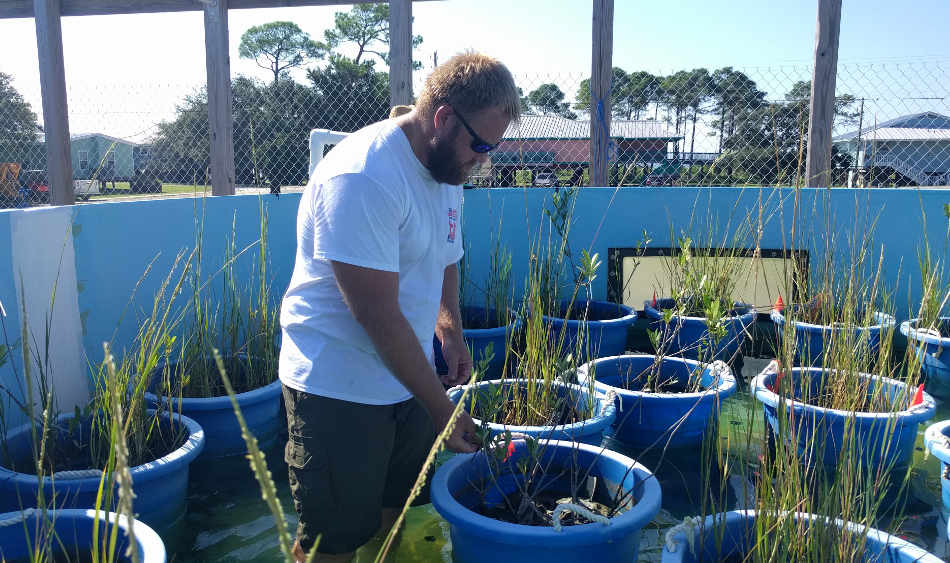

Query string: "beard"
[[426, 128, 473, 185]]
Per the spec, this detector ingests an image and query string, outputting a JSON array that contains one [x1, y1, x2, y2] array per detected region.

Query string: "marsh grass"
[[160, 198, 278, 400]]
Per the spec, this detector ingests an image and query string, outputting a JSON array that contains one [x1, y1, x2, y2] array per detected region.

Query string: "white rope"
[[53, 468, 103, 480], [0, 508, 36, 527], [664, 515, 703, 553], [551, 502, 611, 532], [601, 389, 618, 415]]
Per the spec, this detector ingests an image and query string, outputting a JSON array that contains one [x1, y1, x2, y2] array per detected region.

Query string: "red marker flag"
[[774, 294, 785, 313], [910, 383, 925, 407], [504, 440, 516, 462], [652, 290, 658, 308]]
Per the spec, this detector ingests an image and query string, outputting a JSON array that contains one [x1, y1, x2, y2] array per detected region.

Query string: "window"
[[79, 150, 89, 169], [106, 150, 116, 167]]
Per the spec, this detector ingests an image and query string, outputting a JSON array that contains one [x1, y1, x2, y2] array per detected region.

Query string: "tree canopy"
[[0, 72, 43, 168], [528, 83, 576, 118], [324, 4, 423, 69], [238, 21, 326, 84]]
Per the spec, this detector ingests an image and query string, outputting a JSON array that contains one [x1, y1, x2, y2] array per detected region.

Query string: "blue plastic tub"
[[751, 366, 935, 470], [0, 509, 166, 562], [543, 300, 637, 359], [446, 378, 615, 446], [771, 308, 895, 366], [577, 355, 736, 449], [661, 510, 941, 562], [145, 375, 280, 459], [923, 419, 950, 516], [643, 298, 755, 363], [901, 318, 950, 398], [434, 306, 520, 380], [431, 439, 661, 563], [0, 410, 204, 532]]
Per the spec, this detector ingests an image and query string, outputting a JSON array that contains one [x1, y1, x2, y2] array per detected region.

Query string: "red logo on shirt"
[[447, 208, 458, 242]]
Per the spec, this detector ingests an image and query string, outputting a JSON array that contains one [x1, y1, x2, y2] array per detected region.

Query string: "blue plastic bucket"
[[643, 298, 755, 363], [145, 374, 280, 459], [0, 509, 166, 562], [543, 300, 637, 359], [751, 366, 934, 470], [771, 308, 895, 366], [577, 354, 736, 449], [923, 420, 950, 516], [431, 439, 661, 563], [0, 410, 204, 532], [434, 306, 520, 380], [901, 318, 950, 398], [446, 378, 615, 446], [662, 510, 941, 562]]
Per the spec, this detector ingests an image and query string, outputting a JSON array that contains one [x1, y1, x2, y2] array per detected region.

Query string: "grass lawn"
[[87, 182, 210, 200]]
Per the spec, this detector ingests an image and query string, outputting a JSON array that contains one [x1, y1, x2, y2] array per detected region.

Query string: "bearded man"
[[279, 52, 521, 561]]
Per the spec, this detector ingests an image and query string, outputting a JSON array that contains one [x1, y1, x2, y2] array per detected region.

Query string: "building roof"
[[833, 111, 950, 142], [71, 133, 141, 146], [504, 114, 681, 141]]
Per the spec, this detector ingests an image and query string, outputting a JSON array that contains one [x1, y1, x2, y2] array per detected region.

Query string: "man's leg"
[[380, 397, 438, 527], [283, 385, 397, 561]]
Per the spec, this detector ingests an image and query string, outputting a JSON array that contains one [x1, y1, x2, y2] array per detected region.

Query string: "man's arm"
[[435, 263, 473, 386], [330, 260, 479, 453]]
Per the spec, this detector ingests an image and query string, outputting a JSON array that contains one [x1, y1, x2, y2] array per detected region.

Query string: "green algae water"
[[162, 357, 950, 561]]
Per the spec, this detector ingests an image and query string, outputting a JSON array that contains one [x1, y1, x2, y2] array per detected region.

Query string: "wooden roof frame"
[[0, 1, 434, 19]]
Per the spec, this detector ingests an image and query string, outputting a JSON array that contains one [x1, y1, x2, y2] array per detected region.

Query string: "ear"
[[432, 104, 454, 133]]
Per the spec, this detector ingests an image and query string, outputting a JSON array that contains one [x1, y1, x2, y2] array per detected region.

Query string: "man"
[[279, 52, 521, 561]]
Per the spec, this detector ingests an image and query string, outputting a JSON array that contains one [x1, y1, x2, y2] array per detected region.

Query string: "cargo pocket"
[[285, 435, 312, 470]]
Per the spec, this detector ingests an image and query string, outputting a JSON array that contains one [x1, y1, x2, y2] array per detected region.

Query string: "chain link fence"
[[1, 60, 948, 207]]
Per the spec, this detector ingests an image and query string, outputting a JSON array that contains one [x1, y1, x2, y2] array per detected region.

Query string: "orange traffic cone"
[[774, 294, 785, 313]]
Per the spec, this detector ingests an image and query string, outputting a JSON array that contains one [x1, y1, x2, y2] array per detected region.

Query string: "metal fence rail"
[[1, 60, 948, 206]]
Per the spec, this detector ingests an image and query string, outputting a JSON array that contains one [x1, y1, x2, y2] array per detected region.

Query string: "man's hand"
[[433, 404, 481, 454], [438, 330, 474, 387]]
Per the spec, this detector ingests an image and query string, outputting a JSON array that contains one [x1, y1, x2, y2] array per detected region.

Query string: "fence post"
[[805, 0, 842, 188], [34, 0, 73, 205], [389, 0, 412, 107], [204, 0, 235, 196], [590, 0, 613, 187]]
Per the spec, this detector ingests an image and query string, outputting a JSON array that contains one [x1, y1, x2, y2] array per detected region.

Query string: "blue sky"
[[0, 0, 947, 141]]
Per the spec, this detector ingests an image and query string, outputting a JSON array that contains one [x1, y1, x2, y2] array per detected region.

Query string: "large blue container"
[[751, 366, 934, 470], [431, 439, 661, 563], [446, 378, 615, 446], [145, 376, 281, 459], [901, 318, 950, 398], [661, 510, 941, 562], [543, 300, 637, 359], [434, 306, 521, 380], [643, 298, 755, 363], [577, 355, 736, 450], [771, 308, 895, 366], [0, 410, 204, 533], [0, 509, 166, 562], [923, 420, 950, 516]]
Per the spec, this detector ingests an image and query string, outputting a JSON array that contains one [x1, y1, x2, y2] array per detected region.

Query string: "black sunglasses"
[[452, 107, 499, 153]]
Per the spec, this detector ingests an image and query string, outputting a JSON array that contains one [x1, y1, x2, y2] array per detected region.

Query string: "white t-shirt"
[[279, 120, 464, 405]]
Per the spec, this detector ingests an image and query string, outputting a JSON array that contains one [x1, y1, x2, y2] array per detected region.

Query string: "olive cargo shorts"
[[282, 384, 436, 554]]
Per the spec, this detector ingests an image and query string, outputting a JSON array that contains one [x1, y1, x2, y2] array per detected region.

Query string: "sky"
[[0, 0, 947, 144]]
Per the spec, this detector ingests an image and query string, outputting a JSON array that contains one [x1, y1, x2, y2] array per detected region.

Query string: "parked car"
[[533, 171, 559, 187], [19, 170, 50, 203]]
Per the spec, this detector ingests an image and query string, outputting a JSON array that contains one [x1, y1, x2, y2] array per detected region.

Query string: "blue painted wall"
[[0, 211, 25, 429], [71, 195, 299, 368], [459, 187, 950, 321]]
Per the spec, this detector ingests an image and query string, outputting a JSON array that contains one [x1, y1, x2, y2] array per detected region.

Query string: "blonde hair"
[[389, 105, 414, 118], [416, 52, 520, 123]]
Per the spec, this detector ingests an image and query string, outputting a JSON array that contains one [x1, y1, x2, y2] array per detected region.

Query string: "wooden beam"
[[590, 0, 613, 187], [804, 0, 842, 188], [204, 0, 235, 196], [34, 0, 74, 205], [389, 0, 412, 107], [1, 0, 438, 19]]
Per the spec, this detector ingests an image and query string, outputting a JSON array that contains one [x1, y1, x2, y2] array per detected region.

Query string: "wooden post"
[[804, 0, 842, 188], [590, 0, 613, 187], [389, 0, 412, 107], [34, 0, 73, 205], [204, 0, 235, 196]]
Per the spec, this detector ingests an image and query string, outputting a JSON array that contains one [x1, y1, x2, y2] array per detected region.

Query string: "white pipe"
[[308, 129, 350, 177]]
